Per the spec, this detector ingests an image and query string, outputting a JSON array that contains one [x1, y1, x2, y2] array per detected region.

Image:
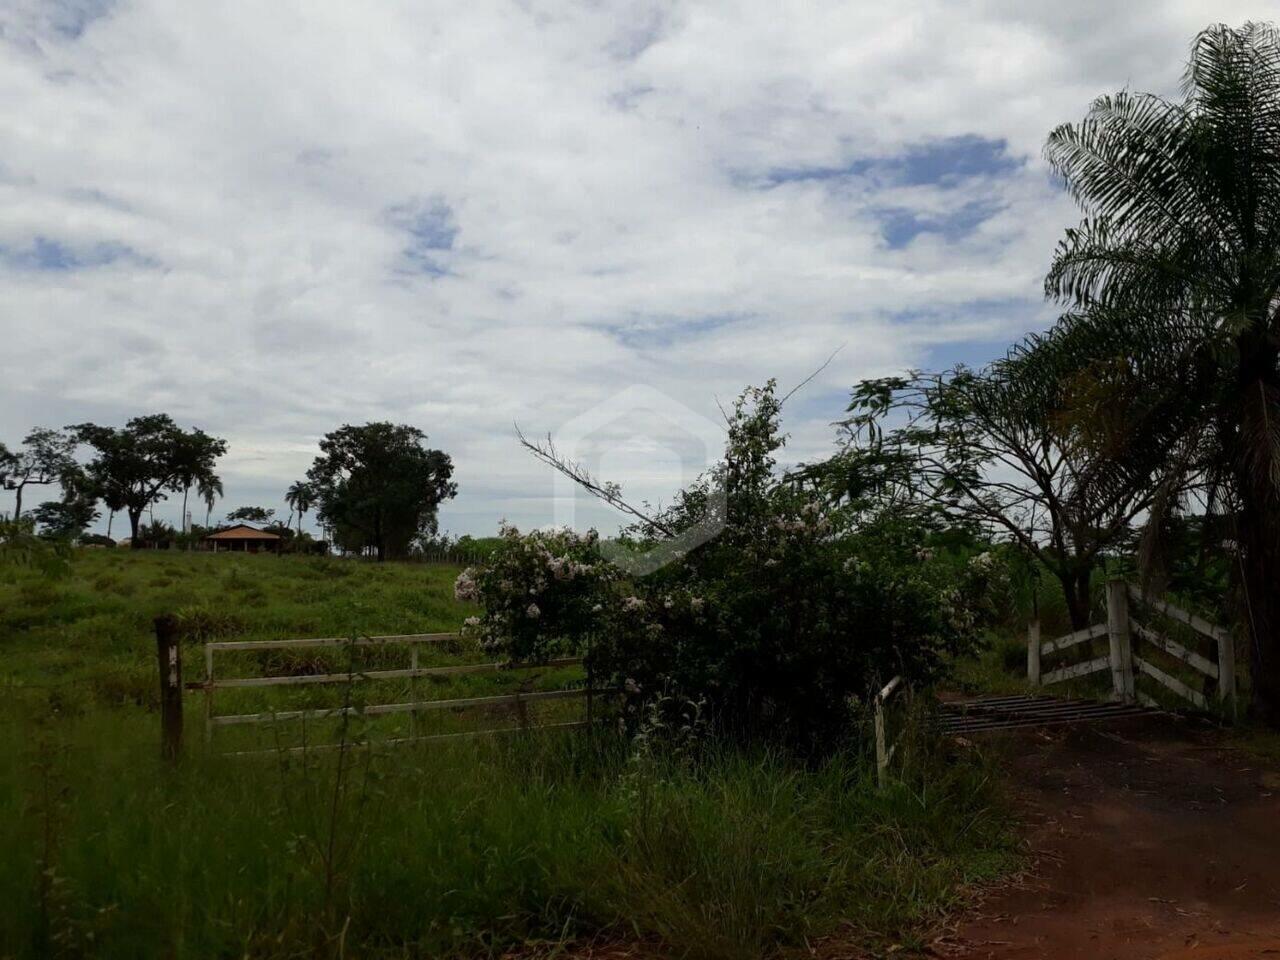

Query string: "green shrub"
[[466, 383, 997, 750]]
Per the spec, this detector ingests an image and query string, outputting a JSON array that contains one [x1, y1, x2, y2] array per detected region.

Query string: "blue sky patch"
[[877, 198, 1003, 248], [759, 160, 871, 186], [759, 135, 1022, 190], [387, 197, 457, 277], [46, 0, 115, 39], [593, 313, 744, 350], [1, 237, 148, 271], [894, 135, 1021, 186]]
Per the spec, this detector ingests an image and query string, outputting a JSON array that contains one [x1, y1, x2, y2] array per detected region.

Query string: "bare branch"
[[780, 346, 845, 407], [514, 424, 676, 537]]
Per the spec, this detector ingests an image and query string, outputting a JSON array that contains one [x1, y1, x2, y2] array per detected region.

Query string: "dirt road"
[[945, 717, 1280, 959]]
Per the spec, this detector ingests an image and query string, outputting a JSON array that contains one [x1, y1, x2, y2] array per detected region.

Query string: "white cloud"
[[0, 0, 1270, 533]]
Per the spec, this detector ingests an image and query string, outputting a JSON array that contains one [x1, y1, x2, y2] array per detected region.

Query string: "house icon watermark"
[[550, 385, 727, 575]]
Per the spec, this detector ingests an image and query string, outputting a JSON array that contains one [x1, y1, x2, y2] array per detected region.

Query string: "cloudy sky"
[[1, 1, 1271, 537]]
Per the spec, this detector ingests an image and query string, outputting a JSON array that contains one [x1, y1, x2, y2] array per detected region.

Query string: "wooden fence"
[[873, 674, 904, 788], [1028, 579, 1235, 713], [413, 548, 492, 567], [154, 622, 606, 760]]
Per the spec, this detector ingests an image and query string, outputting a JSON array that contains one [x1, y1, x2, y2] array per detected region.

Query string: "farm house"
[[202, 524, 283, 554]]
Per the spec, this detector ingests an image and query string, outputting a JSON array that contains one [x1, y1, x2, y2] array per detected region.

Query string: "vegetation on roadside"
[[0, 705, 1014, 960], [470, 382, 1006, 750]]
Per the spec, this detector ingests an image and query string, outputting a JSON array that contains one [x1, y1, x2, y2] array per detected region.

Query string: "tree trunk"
[[1235, 341, 1280, 725], [1053, 566, 1093, 632], [181, 485, 190, 533], [13, 483, 23, 521], [129, 508, 144, 548], [1239, 473, 1280, 725], [106, 510, 114, 538]]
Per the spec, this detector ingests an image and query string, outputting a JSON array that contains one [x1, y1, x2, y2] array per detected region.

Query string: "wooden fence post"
[[1216, 628, 1237, 716], [204, 642, 214, 745], [155, 615, 183, 762], [1106, 580, 1135, 703], [1027, 619, 1041, 685], [874, 696, 888, 789]]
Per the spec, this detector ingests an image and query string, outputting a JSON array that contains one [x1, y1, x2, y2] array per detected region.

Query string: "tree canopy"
[[306, 422, 456, 561], [1, 428, 78, 521], [225, 506, 274, 525], [1030, 21, 1280, 720], [32, 497, 100, 540], [814, 359, 1169, 629], [71, 415, 227, 548], [284, 480, 316, 535]]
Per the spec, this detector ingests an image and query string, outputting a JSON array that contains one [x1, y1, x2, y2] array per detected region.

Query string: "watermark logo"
[[551, 385, 727, 575]]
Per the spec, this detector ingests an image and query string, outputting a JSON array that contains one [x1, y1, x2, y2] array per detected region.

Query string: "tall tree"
[[0, 441, 12, 518], [1039, 22, 1280, 720], [307, 423, 456, 561], [199, 475, 224, 530], [285, 480, 316, 536], [1, 428, 77, 521], [70, 415, 227, 548], [175, 428, 228, 533], [817, 361, 1167, 629]]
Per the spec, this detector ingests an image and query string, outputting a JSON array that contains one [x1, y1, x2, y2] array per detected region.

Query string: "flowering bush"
[[455, 523, 617, 661], [590, 499, 993, 749], [463, 383, 1000, 750]]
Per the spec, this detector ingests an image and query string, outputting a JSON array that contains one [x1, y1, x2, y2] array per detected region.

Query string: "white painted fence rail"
[[196, 631, 601, 752], [1028, 580, 1235, 714]]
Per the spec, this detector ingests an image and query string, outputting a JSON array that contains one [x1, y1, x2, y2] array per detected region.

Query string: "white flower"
[[969, 551, 994, 571], [622, 596, 645, 612], [453, 568, 480, 602], [624, 678, 641, 694], [463, 615, 481, 628], [526, 602, 541, 619]]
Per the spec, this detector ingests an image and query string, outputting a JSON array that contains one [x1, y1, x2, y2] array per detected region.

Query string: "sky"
[[1, 0, 1273, 538]]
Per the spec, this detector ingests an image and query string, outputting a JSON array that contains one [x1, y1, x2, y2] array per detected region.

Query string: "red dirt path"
[[941, 717, 1280, 959]]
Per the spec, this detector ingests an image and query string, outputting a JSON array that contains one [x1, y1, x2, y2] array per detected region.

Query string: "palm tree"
[[285, 481, 315, 536], [199, 475, 224, 532], [1039, 22, 1280, 721]]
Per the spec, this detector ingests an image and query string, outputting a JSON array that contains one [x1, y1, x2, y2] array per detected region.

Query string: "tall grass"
[[0, 707, 1014, 959], [1, 550, 1018, 957]]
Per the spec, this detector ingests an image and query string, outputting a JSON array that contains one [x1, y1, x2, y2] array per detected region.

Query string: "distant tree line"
[[1, 419, 454, 560]]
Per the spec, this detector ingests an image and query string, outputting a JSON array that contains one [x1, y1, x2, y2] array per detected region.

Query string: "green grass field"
[[0, 549, 1018, 959], [1, 549, 472, 708]]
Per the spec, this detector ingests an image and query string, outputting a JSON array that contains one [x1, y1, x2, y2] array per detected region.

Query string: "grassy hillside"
[[1, 549, 473, 713], [0, 549, 1018, 959]]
